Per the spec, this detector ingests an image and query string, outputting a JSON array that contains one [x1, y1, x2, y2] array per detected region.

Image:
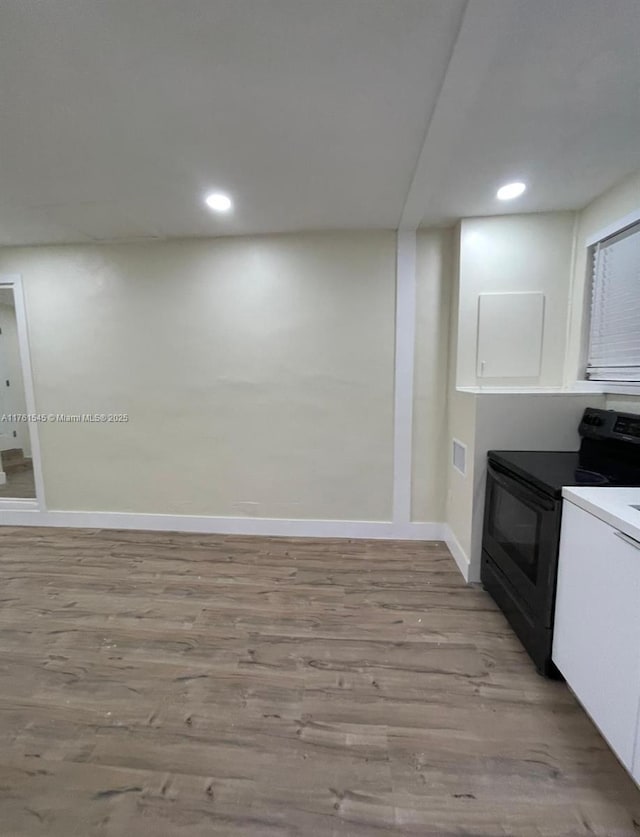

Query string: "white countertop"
[[563, 487, 640, 543]]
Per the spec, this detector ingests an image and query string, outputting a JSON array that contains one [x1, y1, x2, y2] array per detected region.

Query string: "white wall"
[[445, 211, 607, 580], [445, 388, 476, 564], [457, 212, 576, 388], [605, 396, 640, 415], [443, 226, 476, 566], [1, 191, 627, 557], [411, 228, 453, 522], [0, 232, 399, 519], [445, 214, 582, 574], [565, 169, 640, 396]]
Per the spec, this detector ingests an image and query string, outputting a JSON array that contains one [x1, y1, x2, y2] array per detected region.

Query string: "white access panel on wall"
[[476, 292, 545, 378]]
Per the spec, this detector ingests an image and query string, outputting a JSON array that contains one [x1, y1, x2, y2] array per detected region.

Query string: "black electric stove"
[[481, 407, 640, 677], [488, 446, 640, 497]]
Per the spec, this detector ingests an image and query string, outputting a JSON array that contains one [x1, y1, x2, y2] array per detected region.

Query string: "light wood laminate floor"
[[0, 464, 35, 499], [0, 528, 638, 836]]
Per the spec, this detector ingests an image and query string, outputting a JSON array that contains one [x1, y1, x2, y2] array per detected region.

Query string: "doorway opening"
[[0, 276, 43, 508]]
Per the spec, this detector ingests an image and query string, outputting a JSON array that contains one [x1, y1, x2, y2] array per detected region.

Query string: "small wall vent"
[[452, 439, 467, 476]]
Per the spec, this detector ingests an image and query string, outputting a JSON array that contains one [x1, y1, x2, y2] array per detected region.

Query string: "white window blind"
[[587, 221, 640, 382]]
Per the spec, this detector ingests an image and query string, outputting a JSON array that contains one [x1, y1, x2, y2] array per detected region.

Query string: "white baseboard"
[[442, 525, 471, 582], [0, 508, 446, 542]]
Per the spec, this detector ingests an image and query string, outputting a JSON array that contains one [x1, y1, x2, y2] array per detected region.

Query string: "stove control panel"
[[580, 408, 640, 443], [613, 414, 640, 440]]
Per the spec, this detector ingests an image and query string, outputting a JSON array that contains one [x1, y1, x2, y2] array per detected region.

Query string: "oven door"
[[482, 461, 561, 622]]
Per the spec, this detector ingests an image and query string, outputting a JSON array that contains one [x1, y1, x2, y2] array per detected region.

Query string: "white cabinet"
[[476, 292, 544, 378], [553, 500, 640, 779]]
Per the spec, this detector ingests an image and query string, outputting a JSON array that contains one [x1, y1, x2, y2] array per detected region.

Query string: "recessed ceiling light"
[[496, 181, 526, 201], [204, 192, 233, 213]]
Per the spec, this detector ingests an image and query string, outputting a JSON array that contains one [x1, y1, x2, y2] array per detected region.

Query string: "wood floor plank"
[[0, 527, 639, 836]]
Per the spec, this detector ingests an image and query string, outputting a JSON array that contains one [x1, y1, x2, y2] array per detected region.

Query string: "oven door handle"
[[487, 463, 556, 511]]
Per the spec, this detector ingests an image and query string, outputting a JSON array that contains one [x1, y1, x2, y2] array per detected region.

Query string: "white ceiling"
[[0, 0, 638, 244], [409, 0, 640, 228]]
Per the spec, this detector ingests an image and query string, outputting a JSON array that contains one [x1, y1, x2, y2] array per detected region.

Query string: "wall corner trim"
[[392, 229, 418, 526]]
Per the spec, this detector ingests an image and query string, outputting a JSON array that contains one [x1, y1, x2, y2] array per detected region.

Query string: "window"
[[587, 221, 640, 382]]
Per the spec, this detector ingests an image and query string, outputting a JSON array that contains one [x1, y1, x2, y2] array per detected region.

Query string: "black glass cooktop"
[[488, 449, 640, 498]]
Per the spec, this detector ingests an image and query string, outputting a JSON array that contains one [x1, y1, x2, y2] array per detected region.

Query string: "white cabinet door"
[[476, 292, 544, 378], [553, 501, 640, 772]]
